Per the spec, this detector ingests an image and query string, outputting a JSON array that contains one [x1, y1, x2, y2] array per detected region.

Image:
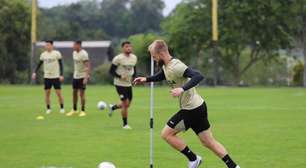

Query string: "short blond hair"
[[148, 40, 169, 54]]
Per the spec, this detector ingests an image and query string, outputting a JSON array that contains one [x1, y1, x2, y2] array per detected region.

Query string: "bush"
[[92, 63, 113, 84], [292, 61, 304, 86]]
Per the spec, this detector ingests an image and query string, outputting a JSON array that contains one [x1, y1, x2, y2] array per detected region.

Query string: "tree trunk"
[[304, 44, 306, 87], [234, 70, 241, 86], [233, 54, 241, 86], [302, 0, 306, 87]]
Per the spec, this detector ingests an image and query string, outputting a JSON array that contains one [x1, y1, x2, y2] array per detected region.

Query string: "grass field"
[[0, 85, 306, 168]]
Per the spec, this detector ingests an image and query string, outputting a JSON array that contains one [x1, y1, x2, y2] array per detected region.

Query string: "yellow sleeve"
[[112, 56, 120, 66], [135, 55, 138, 64], [56, 51, 62, 59], [39, 53, 44, 61], [82, 51, 89, 61]]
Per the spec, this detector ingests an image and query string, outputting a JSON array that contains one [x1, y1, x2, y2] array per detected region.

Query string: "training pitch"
[[0, 85, 305, 168]]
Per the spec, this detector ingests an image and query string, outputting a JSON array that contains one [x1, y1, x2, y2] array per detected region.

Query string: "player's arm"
[[58, 59, 64, 76], [83, 60, 91, 84], [58, 59, 64, 82], [132, 66, 137, 78], [171, 68, 204, 97], [109, 64, 121, 78], [34, 61, 43, 73], [181, 68, 204, 91], [32, 60, 43, 80], [133, 70, 166, 85], [146, 70, 166, 82]]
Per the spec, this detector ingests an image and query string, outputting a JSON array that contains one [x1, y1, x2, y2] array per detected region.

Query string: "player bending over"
[[32, 41, 65, 114], [133, 40, 240, 168]]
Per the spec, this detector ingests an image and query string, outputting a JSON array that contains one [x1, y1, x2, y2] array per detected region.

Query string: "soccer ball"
[[97, 101, 107, 110], [98, 162, 116, 168]]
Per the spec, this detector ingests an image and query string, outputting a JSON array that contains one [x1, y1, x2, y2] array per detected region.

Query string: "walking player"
[[109, 41, 137, 129]]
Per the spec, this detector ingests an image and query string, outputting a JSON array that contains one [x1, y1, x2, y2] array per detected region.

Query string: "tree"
[[127, 33, 161, 75], [129, 0, 165, 34], [39, 0, 108, 41], [0, 0, 31, 83], [99, 0, 131, 38], [163, 0, 296, 85], [291, 0, 306, 87]]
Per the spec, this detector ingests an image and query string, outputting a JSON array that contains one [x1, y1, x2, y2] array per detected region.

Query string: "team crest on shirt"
[[123, 65, 133, 71]]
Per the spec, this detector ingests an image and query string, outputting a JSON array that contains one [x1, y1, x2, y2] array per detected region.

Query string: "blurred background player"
[[133, 40, 240, 168], [66, 41, 90, 117], [109, 41, 137, 129], [32, 40, 65, 114]]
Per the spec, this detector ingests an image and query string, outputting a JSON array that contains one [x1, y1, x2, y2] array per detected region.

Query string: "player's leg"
[[44, 79, 52, 114], [121, 86, 132, 129], [45, 89, 51, 114], [79, 89, 86, 117], [67, 79, 79, 116], [198, 129, 239, 168], [121, 99, 130, 128], [192, 102, 239, 168], [54, 78, 65, 113], [161, 125, 186, 150], [162, 111, 202, 168], [108, 85, 123, 117], [73, 89, 78, 110], [67, 89, 78, 116]]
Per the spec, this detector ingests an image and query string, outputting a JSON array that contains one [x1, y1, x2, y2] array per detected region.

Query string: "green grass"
[[0, 85, 306, 168]]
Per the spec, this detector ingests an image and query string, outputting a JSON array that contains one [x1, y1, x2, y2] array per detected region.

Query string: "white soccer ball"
[[98, 162, 116, 168], [97, 101, 107, 110]]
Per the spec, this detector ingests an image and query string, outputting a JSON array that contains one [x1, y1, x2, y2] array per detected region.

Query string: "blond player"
[[133, 40, 240, 168], [66, 41, 90, 117], [109, 41, 137, 129], [32, 41, 65, 114]]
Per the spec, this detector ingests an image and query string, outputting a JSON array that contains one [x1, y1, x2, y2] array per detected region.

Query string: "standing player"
[[32, 41, 65, 114], [109, 41, 137, 129], [66, 41, 90, 117], [133, 40, 240, 168]]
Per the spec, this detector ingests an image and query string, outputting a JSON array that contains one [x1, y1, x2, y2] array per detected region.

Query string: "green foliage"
[[0, 0, 31, 83], [129, 0, 164, 34], [39, 1, 108, 40], [163, 0, 299, 85], [92, 63, 113, 84], [293, 61, 304, 86], [127, 33, 162, 75], [241, 56, 288, 86], [38, 0, 165, 40]]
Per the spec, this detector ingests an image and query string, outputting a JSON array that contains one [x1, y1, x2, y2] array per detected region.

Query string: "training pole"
[[30, 0, 37, 83], [149, 56, 154, 168]]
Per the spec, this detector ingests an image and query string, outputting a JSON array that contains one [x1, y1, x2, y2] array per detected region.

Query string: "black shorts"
[[44, 78, 61, 90], [115, 85, 132, 101], [72, 78, 86, 90], [167, 102, 210, 135]]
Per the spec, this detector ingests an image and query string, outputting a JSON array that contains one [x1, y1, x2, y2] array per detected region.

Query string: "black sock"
[[81, 105, 85, 111], [222, 154, 237, 168], [122, 117, 127, 126], [181, 146, 197, 161], [47, 104, 50, 109], [60, 104, 64, 109], [73, 104, 77, 111], [112, 104, 120, 110]]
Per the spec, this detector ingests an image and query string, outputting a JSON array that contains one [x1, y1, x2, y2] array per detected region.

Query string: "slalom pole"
[[149, 56, 154, 168]]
